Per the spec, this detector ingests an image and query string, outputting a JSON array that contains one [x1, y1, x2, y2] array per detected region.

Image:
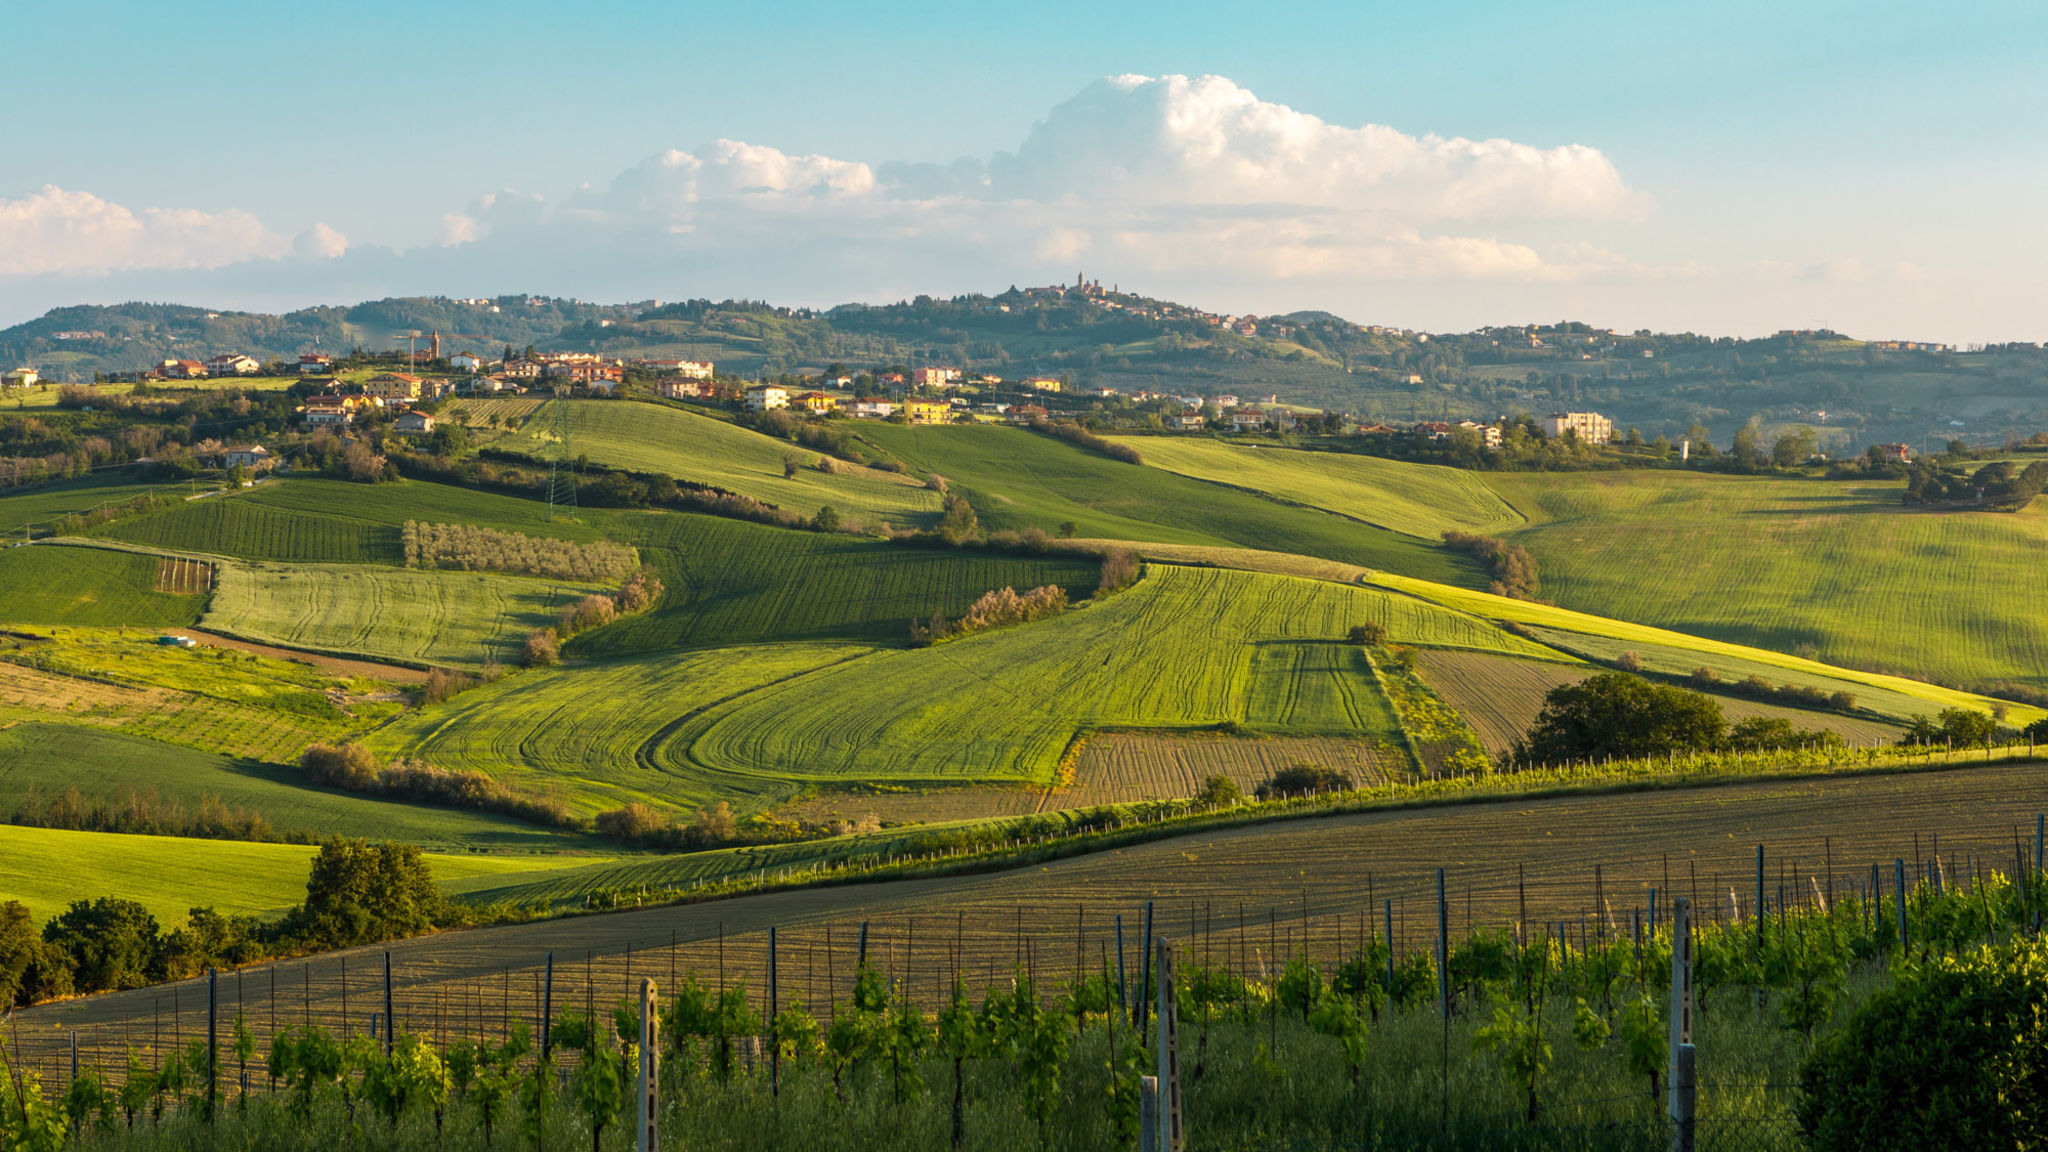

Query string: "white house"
[[206, 354, 261, 376], [449, 352, 485, 373], [3, 368, 37, 388], [744, 385, 789, 412], [221, 445, 272, 470], [849, 397, 897, 419], [1228, 408, 1269, 431]]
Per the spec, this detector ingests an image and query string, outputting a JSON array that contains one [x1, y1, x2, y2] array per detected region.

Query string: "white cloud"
[[0, 186, 292, 276], [292, 223, 349, 260]]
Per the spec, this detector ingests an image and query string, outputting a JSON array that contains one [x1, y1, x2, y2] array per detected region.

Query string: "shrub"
[[299, 743, 379, 791], [1441, 531, 1540, 600], [1194, 774, 1242, 808], [1615, 650, 1642, 672], [522, 628, 560, 667], [1347, 622, 1388, 647], [1255, 763, 1351, 801], [1097, 549, 1141, 596], [1799, 939, 2048, 1151], [557, 595, 617, 636]]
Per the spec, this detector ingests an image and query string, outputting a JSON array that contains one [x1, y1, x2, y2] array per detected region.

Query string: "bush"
[[1442, 531, 1540, 600], [1615, 650, 1642, 672], [299, 742, 379, 791], [1255, 763, 1351, 801], [1799, 939, 2048, 1150], [522, 628, 560, 667], [1097, 548, 1141, 596], [1347, 622, 1387, 647], [1194, 774, 1242, 808]]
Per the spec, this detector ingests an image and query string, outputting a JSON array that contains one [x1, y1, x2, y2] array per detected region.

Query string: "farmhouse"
[[1006, 403, 1049, 425], [655, 377, 711, 400], [393, 411, 437, 435], [1228, 408, 1269, 432], [449, 352, 485, 373], [205, 353, 260, 376], [160, 359, 208, 380], [1174, 411, 1207, 430], [744, 385, 789, 412], [903, 398, 952, 425], [1544, 411, 1614, 445], [1022, 377, 1063, 393], [3, 368, 37, 388], [849, 397, 896, 419], [296, 354, 333, 375], [365, 373, 424, 400], [220, 445, 272, 470], [792, 391, 838, 413]]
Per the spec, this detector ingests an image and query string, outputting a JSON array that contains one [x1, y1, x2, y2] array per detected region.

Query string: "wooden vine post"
[[1154, 938, 1182, 1152], [637, 978, 659, 1152], [1667, 897, 1695, 1152]]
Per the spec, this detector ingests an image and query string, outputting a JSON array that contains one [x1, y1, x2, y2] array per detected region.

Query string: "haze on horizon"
[[4, 0, 2045, 342]]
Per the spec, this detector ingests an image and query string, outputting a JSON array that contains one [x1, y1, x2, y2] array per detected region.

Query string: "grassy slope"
[[500, 400, 943, 526], [378, 564, 1552, 813], [0, 545, 200, 627], [207, 562, 605, 667], [852, 424, 1481, 586], [0, 824, 606, 923], [1114, 437, 1524, 539], [1369, 571, 2040, 723], [0, 723, 588, 851], [1482, 471, 2048, 690], [0, 474, 170, 538]]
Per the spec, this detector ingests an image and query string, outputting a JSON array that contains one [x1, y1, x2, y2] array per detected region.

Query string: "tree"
[[287, 839, 445, 950], [1194, 774, 1241, 808], [1772, 426, 1818, 468], [1514, 672, 1725, 764], [0, 900, 51, 1005], [43, 899, 161, 992], [1347, 622, 1387, 646], [937, 493, 979, 545]]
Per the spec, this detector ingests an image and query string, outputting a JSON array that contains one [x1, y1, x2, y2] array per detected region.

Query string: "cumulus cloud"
[[0, 186, 300, 277]]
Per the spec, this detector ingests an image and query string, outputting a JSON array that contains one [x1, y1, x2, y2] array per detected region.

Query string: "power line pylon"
[[545, 387, 576, 520]]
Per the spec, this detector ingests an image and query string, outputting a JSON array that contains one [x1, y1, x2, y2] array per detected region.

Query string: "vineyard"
[[1058, 732, 1404, 811], [499, 401, 944, 526], [851, 423, 1480, 587], [0, 545, 200, 628], [96, 499, 400, 565], [11, 757, 2048, 1149], [1481, 470, 2048, 691], [152, 555, 213, 595], [206, 562, 606, 668], [379, 565, 1550, 814], [1115, 436, 1525, 540], [0, 723, 593, 856]]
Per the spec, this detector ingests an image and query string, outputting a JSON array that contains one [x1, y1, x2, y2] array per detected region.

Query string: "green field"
[[206, 562, 605, 667], [97, 496, 398, 563], [0, 823, 606, 923], [1368, 571, 2038, 723], [500, 401, 943, 526], [0, 723, 590, 851], [850, 423, 1481, 585], [378, 564, 1553, 814], [0, 544, 200, 626], [0, 473, 173, 538], [1116, 437, 1525, 539], [1478, 471, 2048, 690]]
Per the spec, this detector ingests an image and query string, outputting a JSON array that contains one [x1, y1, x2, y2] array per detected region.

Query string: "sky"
[[4, 0, 2047, 340]]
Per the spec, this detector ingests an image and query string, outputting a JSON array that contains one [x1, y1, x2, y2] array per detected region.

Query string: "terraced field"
[[0, 543, 201, 627], [381, 564, 1550, 814], [0, 723, 590, 852], [852, 423, 1480, 586], [500, 401, 942, 526], [1411, 649, 1905, 757], [207, 562, 604, 667], [1116, 438, 1524, 539], [1369, 571, 2036, 724], [1480, 471, 2048, 690]]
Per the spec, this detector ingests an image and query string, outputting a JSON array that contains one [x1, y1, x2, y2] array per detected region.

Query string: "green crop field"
[[206, 561, 605, 667], [0, 473, 172, 538], [1115, 437, 1525, 539], [96, 495, 398, 563], [1367, 570, 2039, 723], [0, 823, 606, 923], [1478, 470, 2048, 691], [0, 544, 200, 627], [380, 564, 1552, 814], [501, 400, 943, 526], [851, 423, 1481, 585], [0, 722, 591, 852], [586, 513, 1103, 655]]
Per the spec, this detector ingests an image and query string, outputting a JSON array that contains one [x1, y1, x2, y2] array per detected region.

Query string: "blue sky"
[[6, 0, 2047, 338]]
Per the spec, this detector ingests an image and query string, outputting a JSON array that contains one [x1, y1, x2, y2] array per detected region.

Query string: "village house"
[[1214, 394, 1240, 409], [1355, 423, 1401, 437], [449, 352, 485, 373], [206, 353, 260, 376], [296, 354, 333, 375], [1413, 421, 1455, 442], [849, 397, 896, 419], [791, 391, 838, 414], [1228, 408, 1269, 432], [393, 411, 437, 435], [655, 377, 711, 400], [911, 367, 961, 389], [3, 368, 38, 388], [1086, 386, 1120, 399], [744, 385, 789, 412], [1544, 411, 1614, 445], [220, 445, 272, 470], [365, 373, 424, 401], [501, 359, 546, 380], [1460, 421, 1504, 449], [1022, 377, 1063, 393], [1876, 443, 1914, 464], [160, 359, 208, 380], [544, 361, 622, 385], [302, 396, 357, 426], [903, 398, 952, 425], [1006, 403, 1049, 425], [1174, 411, 1207, 431], [635, 358, 714, 380]]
